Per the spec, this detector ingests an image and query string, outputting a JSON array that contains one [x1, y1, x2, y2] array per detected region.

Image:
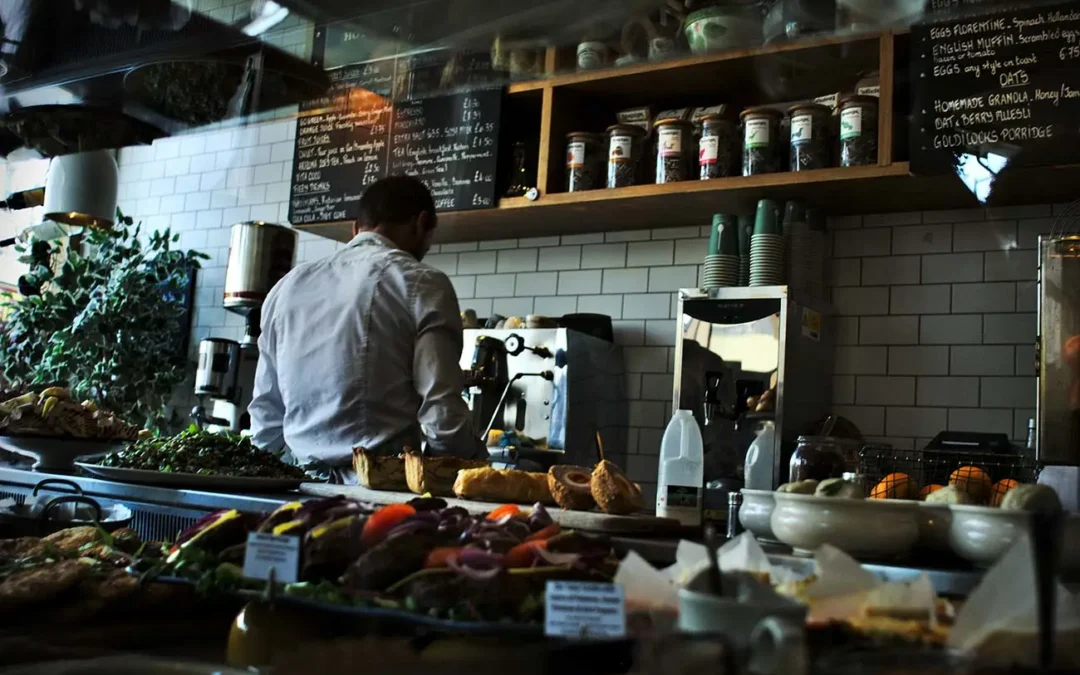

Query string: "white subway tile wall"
[[0, 116, 1053, 501], [828, 210, 1043, 449]]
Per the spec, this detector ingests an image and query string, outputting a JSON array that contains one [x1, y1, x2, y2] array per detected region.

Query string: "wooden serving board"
[[299, 482, 685, 535]]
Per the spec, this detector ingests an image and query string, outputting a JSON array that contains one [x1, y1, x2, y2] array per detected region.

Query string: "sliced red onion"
[[528, 503, 553, 529], [457, 547, 504, 570], [385, 518, 436, 539], [448, 548, 504, 581], [534, 546, 582, 567]]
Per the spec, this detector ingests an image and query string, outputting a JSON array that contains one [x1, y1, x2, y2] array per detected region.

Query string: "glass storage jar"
[[788, 103, 831, 171], [565, 132, 605, 192], [654, 118, 694, 184], [839, 95, 878, 167], [606, 124, 648, 188], [740, 107, 784, 176], [788, 435, 860, 483], [698, 113, 738, 179]]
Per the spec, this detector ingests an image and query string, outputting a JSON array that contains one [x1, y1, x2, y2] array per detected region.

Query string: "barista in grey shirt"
[[249, 176, 485, 472]]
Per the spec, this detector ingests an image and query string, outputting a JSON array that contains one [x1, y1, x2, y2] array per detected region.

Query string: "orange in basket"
[[870, 472, 919, 500], [949, 466, 992, 503], [919, 484, 945, 500], [990, 478, 1021, 507]]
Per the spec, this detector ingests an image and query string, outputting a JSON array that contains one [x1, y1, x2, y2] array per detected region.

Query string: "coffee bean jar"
[[740, 107, 784, 176], [606, 124, 648, 189], [839, 95, 878, 167], [653, 118, 694, 184], [788, 103, 831, 172], [698, 113, 738, 179], [565, 132, 605, 192]]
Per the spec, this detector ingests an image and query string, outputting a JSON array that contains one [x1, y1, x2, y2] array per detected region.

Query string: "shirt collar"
[[346, 231, 397, 250]]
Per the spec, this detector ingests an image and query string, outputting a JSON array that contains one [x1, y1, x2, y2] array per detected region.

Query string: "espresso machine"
[[460, 328, 628, 469], [192, 221, 297, 432], [673, 287, 833, 491]]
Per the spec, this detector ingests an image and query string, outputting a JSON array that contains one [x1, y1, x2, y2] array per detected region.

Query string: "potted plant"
[[0, 210, 208, 431]]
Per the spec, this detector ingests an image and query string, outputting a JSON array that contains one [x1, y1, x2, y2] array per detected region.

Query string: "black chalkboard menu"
[[288, 57, 501, 226], [912, 0, 1080, 174]]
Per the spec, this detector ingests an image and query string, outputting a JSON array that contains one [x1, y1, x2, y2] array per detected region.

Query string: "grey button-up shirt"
[[249, 231, 483, 465]]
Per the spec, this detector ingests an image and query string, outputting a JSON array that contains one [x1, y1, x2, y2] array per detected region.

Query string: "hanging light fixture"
[[41, 149, 118, 233]]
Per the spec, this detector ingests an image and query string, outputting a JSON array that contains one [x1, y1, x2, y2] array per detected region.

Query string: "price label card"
[[242, 533, 300, 584], [544, 581, 626, 639]]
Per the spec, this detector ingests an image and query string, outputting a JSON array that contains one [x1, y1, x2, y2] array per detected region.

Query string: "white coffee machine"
[[192, 221, 296, 432]]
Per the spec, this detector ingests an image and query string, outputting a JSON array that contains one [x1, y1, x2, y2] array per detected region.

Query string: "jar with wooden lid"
[[654, 118, 693, 184], [839, 95, 878, 167], [788, 103, 831, 171], [698, 113, 738, 179], [740, 107, 783, 176], [565, 132, 605, 192], [606, 124, 647, 188]]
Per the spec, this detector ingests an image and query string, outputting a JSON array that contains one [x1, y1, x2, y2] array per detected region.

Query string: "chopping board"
[[299, 482, 686, 535]]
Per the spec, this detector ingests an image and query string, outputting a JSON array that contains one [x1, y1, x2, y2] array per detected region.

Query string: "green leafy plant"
[[0, 209, 208, 431]]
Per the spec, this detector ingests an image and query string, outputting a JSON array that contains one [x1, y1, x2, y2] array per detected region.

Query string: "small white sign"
[[242, 532, 300, 584], [545, 581, 626, 639]]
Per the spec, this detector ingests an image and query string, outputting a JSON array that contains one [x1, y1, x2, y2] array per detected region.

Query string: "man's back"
[[249, 232, 473, 465]]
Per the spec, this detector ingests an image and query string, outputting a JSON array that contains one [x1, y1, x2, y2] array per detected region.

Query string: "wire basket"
[[857, 444, 1039, 502]]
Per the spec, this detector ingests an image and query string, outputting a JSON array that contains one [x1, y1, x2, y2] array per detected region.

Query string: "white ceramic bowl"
[[771, 492, 919, 558], [915, 502, 952, 553], [948, 505, 1080, 573], [739, 489, 777, 541]]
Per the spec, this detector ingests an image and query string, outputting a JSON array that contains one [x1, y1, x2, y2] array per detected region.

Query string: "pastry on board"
[[548, 465, 596, 510], [353, 447, 407, 491], [590, 460, 642, 515], [453, 466, 555, 505], [404, 449, 487, 497]]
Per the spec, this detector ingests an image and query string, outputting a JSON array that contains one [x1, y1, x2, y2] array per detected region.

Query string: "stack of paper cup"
[[738, 214, 753, 286], [702, 213, 741, 288], [750, 199, 784, 287]]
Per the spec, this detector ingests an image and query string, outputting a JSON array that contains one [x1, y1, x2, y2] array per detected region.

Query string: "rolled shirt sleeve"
[[412, 269, 485, 459]]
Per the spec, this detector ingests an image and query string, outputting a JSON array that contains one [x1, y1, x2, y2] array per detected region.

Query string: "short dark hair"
[[357, 175, 436, 230]]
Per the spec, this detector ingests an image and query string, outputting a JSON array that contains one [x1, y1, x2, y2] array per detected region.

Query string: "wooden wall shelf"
[[506, 31, 882, 96], [296, 30, 1078, 245]]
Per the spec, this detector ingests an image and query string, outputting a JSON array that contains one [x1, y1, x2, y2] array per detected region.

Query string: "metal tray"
[[75, 463, 304, 492]]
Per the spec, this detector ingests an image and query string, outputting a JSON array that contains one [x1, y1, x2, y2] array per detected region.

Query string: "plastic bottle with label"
[[656, 409, 704, 526]]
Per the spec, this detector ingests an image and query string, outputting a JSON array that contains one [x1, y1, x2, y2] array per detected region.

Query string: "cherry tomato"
[[360, 504, 416, 547], [486, 504, 521, 521], [424, 547, 463, 569], [505, 540, 547, 568], [525, 523, 561, 542]]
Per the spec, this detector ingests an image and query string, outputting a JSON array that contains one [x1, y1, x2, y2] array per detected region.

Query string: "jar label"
[[609, 135, 633, 163], [791, 114, 813, 144], [699, 136, 719, 165], [567, 141, 586, 169], [840, 108, 862, 140], [658, 127, 683, 158], [744, 118, 770, 148]]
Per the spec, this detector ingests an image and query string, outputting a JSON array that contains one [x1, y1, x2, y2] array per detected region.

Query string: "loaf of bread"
[[453, 467, 555, 505], [352, 447, 407, 491], [404, 449, 487, 497]]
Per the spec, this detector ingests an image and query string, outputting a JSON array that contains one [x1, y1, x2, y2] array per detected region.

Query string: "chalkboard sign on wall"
[[288, 56, 501, 227], [912, 0, 1080, 175]]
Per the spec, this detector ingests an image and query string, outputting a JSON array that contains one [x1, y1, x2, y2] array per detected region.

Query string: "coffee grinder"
[[192, 221, 296, 432]]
